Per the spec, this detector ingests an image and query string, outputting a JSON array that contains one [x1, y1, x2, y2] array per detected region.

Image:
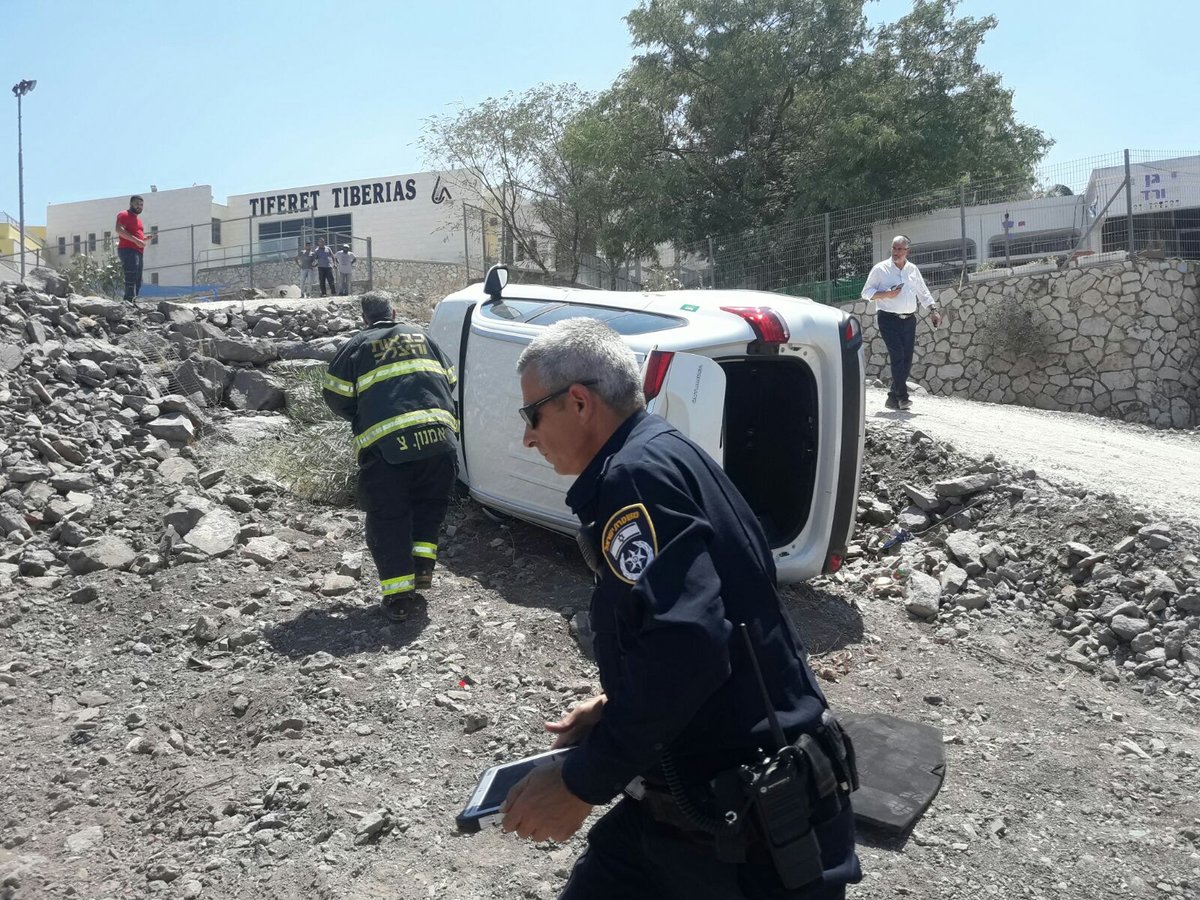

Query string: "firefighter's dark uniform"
[[559, 410, 861, 900], [322, 319, 458, 601]]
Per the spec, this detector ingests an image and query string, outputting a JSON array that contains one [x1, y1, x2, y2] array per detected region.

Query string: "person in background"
[[861, 234, 943, 410], [313, 238, 336, 297], [114, 195, 149, 301], [335, 243, 357, 296], [296, 241, 316, 297]]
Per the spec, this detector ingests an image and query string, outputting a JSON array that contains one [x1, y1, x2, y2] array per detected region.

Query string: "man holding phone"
[[861, 235, 942, 410]]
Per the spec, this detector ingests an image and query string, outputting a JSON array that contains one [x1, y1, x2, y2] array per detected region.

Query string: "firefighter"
[[322, 292, 459, 620]]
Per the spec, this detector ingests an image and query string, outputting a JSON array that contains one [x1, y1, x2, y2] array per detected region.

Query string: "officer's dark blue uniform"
[[559, 409, 861, 900]]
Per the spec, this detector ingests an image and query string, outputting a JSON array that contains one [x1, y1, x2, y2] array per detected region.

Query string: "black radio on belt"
[[749, 745, 824, 889], [739, 624, 827, 891]]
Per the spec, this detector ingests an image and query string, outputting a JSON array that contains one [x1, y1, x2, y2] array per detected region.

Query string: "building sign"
[[248, 178, 420, 217], [1136, 171, 1182, 211]]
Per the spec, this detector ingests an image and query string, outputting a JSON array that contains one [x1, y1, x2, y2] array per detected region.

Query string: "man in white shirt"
[[861, 235, 943, 410], [335, 244, 356, 296]]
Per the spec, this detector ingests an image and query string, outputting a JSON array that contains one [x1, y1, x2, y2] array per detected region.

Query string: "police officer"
[[500, 318, 861, 899], [322, 292, 459, 620]]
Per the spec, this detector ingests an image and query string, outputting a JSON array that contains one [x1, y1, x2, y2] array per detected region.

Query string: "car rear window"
[[526, 302, 685, 336], [480, 299, 559, 322]]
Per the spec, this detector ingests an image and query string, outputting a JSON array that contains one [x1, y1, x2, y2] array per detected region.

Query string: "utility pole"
[[12, 78, 36, 282]]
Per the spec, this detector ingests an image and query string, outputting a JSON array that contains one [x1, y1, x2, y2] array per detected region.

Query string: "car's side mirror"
[[483, 264, 509, 303]]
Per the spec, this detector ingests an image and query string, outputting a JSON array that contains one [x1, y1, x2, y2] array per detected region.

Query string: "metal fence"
[[674, 149, 1200, 303], [40, 211, 376, 298], [459, 202, 644, 291]]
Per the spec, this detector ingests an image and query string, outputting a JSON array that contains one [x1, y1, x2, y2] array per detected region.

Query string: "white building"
[[44, 170, 477, 288], [871, 153, 1200, 286]]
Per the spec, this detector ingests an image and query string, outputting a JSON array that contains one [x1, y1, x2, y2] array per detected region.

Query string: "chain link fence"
[[674, 149, 1200, 304], [39, 212, 376, 299]]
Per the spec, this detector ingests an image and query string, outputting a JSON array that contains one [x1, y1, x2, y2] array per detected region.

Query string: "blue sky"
[[2, 0, 1195, 222]]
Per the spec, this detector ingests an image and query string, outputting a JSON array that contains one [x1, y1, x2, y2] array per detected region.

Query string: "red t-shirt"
[[116, 209, 145, 252]]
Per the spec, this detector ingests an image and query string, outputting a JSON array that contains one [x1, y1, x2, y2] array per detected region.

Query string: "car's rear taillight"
[[841, 315, 863, 351], [642, 350, 675, 402], [720, 306, 790, 344]]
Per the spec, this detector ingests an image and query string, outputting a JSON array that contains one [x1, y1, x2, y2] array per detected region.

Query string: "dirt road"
[[867, 388, 1200, 524]]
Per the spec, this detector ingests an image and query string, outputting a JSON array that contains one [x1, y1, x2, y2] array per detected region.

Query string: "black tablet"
[[456, 746, 577, 832]]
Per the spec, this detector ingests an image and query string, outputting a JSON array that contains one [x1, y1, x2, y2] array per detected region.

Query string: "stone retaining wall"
[[845, 257, 1199, 428], [196, 258, 469, 307]]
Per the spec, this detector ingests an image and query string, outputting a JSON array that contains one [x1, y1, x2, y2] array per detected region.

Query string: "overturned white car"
[[429, 266, 865, 582]]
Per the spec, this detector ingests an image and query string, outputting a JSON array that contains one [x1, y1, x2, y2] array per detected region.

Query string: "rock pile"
[[845, 427, 1200, 699]]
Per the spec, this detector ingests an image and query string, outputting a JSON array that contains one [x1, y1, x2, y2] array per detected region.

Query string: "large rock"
[[1109, 615, 1152, 642], [164, 494, 213, 537], [210, 337, 278, 364], [173, 356, 233, 401], [278, 338, 341, 362], [228, 369, 285, 411], [67, 536, 136, 574], [0, 502, 33, 537], [157, 457, 199, 484], [944, 532, 984, 573], [242, 535, 291, 566], [1176, 595, 1200, 615], [940, 564, 968, 596], [902, 483, 941, 512], [26, 266, 70, 297], [184, 508, 239, 557], [934, 473, 997, 497], [0, 342, 22, 372], [905, 571, 942, 619], [147, 413, 196, 445], [71, 297, 127, 321]]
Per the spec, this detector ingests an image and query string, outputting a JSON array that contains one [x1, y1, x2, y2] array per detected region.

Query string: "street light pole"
[[12, 79, 36, 282]]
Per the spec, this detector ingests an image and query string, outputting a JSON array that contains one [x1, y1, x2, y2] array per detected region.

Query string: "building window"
[[150, 272, 159, 285], [258, 214, 351, 255], [909, 238, 976, 268], [211, 218, 221, 245], [58, 236, 66, 256], [987, 228, 1079, 260], [103, 231, 112, 251], [88, 233, 97, 252], [150, 225, 159, 246], [72, 235, 81, 255], [517, 238, 538, 263]]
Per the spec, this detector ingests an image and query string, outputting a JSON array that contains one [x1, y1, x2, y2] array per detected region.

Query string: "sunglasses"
[[519, 380, 597, 428]]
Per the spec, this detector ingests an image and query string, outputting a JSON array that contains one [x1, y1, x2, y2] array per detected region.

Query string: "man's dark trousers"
[[357, 450, 456, 595], [318, 267, 335, 297], [559, 798, 853, 900], [877, 310, 917, 402], [118, 247, 143, 301]]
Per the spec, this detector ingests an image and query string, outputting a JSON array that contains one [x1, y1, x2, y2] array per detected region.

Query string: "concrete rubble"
[[847, 426, 1199, 699], [1, 277, 1198, 899]]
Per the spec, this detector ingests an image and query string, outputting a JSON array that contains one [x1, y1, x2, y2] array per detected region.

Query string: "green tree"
[[420, 84, 598, 283], [576, 0, 1050, 244]]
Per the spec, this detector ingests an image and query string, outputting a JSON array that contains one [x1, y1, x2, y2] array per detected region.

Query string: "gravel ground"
[[2, 378, 1198, 898], [867, 386, 1200, 524]]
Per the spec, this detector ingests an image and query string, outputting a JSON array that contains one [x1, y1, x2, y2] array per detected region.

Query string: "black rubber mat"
[[840, 712, 946, 834]]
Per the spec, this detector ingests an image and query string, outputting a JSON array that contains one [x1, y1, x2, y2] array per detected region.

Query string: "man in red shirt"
[[115, 195, 148, 301]]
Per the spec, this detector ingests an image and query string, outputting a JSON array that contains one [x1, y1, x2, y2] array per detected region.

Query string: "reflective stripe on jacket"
[[321, 319, 459, 465]]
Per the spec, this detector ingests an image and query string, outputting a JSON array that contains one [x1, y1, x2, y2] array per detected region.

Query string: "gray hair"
[[360, 291, 396, 325], [517, 318, 644, 417], [891, 235, 910, 249]]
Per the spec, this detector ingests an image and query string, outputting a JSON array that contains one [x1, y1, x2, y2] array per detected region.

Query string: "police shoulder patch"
[[601, 503, 658, 584]]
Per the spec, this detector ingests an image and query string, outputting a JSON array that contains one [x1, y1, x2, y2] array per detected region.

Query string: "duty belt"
[[627, 711, 858, 862]]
